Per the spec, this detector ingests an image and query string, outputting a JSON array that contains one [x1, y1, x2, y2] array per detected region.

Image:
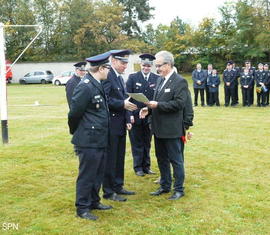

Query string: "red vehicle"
[[5, 60, 13, 83]]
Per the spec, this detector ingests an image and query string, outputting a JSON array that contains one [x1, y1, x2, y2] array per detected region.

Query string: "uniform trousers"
[[75, 147, 106, 214], [209, 92, 220, 106], [194, 88, 205, 105], [241, 87, 252, 106], [224, 86, 237, 106], [103, 134, 126, 198], [154, 136, 185, 193], [129, 123, 151, 173]]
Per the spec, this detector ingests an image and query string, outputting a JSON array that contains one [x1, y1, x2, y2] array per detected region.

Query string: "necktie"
[[158, 77, 165, 92]]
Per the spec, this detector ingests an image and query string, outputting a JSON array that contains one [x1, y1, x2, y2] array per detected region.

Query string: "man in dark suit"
[[102, 49, 137, 202], [66, 62, 86, 108], [192, 63, 206, 106], [68, 52, 112, 221], [140, 50, 191, 200], [126, 53, 159, 177]]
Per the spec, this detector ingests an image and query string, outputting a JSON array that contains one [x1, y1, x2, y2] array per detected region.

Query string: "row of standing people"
[[66, 50, 194, 221], [192, 61, 270, 107]]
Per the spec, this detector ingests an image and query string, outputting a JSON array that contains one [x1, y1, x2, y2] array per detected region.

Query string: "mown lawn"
[[1, 76, 270, 235]]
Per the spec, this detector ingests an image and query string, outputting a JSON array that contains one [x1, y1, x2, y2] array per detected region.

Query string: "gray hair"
[[155, 51, 174, 67]]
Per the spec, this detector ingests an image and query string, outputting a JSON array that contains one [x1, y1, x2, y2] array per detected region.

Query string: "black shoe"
[[91, 203, 113, 210], [168, 192, 185, 200], [150, 188, 170, 196], [104, 193, 127, 202], [77, 212, 98, 221], [144, 169, 156, 175], [116, 188, 136, 195], [135, 171, 145, 176]]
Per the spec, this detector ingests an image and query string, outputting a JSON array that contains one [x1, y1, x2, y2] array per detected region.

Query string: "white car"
[[52, 71, 74, 86]]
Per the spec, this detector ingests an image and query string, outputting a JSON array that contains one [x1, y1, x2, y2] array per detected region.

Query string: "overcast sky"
[[146, 0, 237, 27]]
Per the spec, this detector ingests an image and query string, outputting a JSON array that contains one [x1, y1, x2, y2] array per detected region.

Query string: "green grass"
[[1, 77, 270, 235]]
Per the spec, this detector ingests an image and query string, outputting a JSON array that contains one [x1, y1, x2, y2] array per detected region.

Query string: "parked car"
[[19, 70, 54, 84], [52, 71, 74, 86]]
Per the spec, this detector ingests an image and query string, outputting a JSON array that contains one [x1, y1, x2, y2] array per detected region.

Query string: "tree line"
[[0, 0, 269, 72]]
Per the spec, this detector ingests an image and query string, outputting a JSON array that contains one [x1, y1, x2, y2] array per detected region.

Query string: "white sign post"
[[0, 23, 8, 144], [0, 23, 42, 144]]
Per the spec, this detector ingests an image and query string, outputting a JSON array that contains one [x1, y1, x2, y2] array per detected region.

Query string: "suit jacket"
[[192, 69, 207, 89], [207, 75, 220, 92], [103, 68, 131, 136], [68, 73, 109, 148], [183, 89, 194, 135], [126, 71, 159, 125], [65, 74, 81, 108], [240, 72, 254, 87], [223, 69, 237, 88], [151, 72, 189, 138]]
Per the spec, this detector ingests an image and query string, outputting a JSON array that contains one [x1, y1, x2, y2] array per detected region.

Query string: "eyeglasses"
[[102, 65, 111, 70], [155, 62, 167, 68]]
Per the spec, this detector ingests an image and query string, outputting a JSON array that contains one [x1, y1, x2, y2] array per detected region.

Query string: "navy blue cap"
[[110, 49, 131, 63], [227, 61, 233, 65], [74, 62, 86, 70], [139, 53, 155, 65], [86, 51, 111, 66]]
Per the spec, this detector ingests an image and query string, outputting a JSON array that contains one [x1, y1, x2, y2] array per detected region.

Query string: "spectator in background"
[[205, 64, 213, 106], [207, 69, 220, 106], [223, 62, 237, 106], [263, 63, 270, 106], [192, 63, 206, 106], [240, 67, 253, 106], [66, 62, 86, 108]]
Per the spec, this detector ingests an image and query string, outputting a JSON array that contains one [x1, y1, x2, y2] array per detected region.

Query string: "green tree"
[[117, 0, 154, 36]]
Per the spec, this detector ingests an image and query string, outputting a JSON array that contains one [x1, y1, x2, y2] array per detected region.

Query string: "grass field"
[[1, 76, 270, 235]]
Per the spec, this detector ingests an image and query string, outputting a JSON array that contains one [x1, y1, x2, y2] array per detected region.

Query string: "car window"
[[63, 72, 69, 76], [34, 71, 44, 75], [46, 71, 53, 75], [24, 73, 30, 77]]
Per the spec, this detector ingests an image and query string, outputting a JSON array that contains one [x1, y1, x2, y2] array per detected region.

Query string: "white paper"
[[127, 93, 149, 103]]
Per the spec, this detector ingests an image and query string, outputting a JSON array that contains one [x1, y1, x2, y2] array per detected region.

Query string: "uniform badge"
[[136, 83, 142, 86], [84, 79, 89, 83], [96, 103, 100, 109], [94, 95, 101, 99], [150, 84, 155, 87]]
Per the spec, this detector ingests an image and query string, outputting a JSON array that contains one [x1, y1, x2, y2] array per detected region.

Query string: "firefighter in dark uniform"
[[102, 49, 137, 202], [126, 53, 159, 176], [65, 62, 86, 108], [263, 63, 270, 105], [68, 52, 112, 221], [232, 61, 241, 104], [223, 62, 237, 106], [207, 69, 220, 106], [254, 63, 267, 107], [243, 61, 256, 105], [240, 67, 254, 106]]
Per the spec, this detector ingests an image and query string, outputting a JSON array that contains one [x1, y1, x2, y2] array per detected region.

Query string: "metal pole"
[[0, 22, 8, 144]]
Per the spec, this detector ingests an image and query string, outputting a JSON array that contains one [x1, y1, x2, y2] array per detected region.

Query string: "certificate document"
[[127, 93, 149, 103]]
